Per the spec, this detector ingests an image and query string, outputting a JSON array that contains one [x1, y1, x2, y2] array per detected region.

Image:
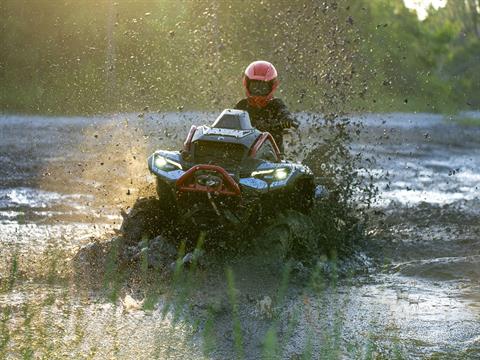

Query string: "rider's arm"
[[273, 99, 299, 129]]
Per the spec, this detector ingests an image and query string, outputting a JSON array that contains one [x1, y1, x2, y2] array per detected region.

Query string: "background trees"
[[0, 0, 478, 114]]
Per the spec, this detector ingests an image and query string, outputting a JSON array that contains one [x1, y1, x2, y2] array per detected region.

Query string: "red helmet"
[[243, 61, 279, 108]]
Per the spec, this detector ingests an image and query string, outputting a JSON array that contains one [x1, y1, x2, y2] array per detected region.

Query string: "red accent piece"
[[176, 165, 241, 196], [249, 132, 281, 160], [242, 60, 279, 108], [183, 125, 197, 152]]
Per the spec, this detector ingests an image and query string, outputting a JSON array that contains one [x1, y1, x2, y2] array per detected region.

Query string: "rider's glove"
[[282, 118, 299, 129], [291, 119, 300, 129]]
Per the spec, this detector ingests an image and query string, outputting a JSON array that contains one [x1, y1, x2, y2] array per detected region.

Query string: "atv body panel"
[[148, 109, 315, 228]]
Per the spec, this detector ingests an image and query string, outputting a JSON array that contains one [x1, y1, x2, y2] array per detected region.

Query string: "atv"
[[148, 109, 316, 230]]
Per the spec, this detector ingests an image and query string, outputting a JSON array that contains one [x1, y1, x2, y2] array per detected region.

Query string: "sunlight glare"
[[403, 0, 447, 20]]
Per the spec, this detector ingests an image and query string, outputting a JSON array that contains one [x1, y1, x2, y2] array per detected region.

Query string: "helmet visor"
[[247, 80, 273, 96]]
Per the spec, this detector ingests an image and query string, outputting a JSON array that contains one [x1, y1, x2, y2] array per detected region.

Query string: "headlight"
[[251, 169, 275, 177], [154, 155, 167, 168], [274, 168, 288, 180], [251, 168, 290, 181], [153, 154, 182, 171]]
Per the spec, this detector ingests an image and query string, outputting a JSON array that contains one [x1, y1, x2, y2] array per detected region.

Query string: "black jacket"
[[234, 98, 298, 152]]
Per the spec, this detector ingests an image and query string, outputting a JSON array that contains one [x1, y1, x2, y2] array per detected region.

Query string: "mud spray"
[[2, 4, 480, 360]]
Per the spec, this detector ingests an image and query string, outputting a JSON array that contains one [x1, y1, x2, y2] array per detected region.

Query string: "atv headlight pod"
[[154, 155, 167, 168], [251, 167, 290, 181], [274, 168, 289, 180], [251, 169, 275, 177], [153, 154, 182, 171]]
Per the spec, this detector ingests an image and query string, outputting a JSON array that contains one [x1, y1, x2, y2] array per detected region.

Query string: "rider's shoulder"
[[268, 97, 287, 109], [234, 98, 248, 109]]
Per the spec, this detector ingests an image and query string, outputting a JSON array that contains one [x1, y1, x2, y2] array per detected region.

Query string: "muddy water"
[[0, 112, 479, 359]]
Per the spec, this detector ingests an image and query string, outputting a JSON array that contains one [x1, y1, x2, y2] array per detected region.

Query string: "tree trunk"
[[467, 0, 480, 37]]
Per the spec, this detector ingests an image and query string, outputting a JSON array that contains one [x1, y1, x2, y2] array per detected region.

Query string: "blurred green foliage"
[[0, 0, 478, 115]]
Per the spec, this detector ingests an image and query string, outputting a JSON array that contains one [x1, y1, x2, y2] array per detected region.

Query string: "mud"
[[0, 112, 479, 359]]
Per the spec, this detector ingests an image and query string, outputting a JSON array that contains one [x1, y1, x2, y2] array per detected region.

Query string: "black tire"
[[156, 178, 178, 213], [257, 209, 315, 260], [291, 178, 315, 213]]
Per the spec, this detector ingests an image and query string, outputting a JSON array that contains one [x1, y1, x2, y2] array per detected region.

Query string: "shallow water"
[[0, 112, 479, 359]]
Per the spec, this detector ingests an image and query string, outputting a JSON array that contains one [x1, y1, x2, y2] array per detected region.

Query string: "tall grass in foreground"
[[0, 235, 411, 359]]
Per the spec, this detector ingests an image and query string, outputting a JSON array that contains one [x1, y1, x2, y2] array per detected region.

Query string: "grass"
[[0, 307, 11, 357], [0, 233, 416, 359], [226, 267, 244, 360]]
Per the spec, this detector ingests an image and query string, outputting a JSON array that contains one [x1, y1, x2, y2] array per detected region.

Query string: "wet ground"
[[0, 112, 479, 359]]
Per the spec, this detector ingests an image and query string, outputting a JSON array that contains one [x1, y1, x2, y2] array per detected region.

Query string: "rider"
[[234, 60, 299, 153]]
